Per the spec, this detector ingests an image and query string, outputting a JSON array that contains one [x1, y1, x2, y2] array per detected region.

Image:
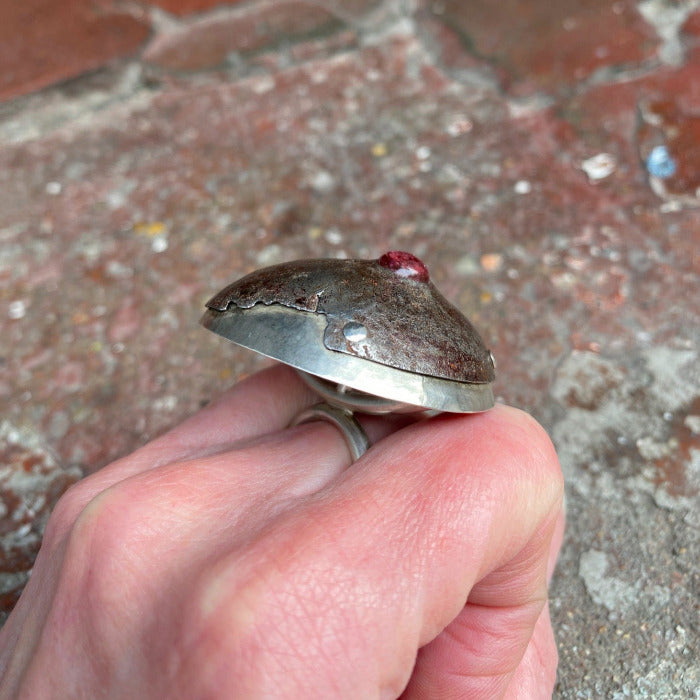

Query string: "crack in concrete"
[[0, 64, 153, 145]]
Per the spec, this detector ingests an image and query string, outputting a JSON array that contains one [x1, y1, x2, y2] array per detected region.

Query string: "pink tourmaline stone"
[[378, 251, 430, 283]]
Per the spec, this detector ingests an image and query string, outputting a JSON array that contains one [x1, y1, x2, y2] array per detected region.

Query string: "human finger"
[[403, 503, 565, 699], [172, 404, 564, 698], [56, 363, 419, 520], [499, 504, 567, 699], [501, 602, 557, 699], [38, 364, 319, 529], [111, 363, 319, 472], [0, 406, 408, 698]]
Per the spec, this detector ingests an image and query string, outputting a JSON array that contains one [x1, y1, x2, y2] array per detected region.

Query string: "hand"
[[0, 365, 564, 699]]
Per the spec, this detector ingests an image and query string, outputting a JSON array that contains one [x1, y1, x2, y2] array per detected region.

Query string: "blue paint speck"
[[646, 145, 676, 179]]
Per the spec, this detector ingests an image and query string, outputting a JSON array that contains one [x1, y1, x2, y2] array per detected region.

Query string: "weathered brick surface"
[[420, 0, 660, 96], [0, 0, 151, 102], [143, 1, 354, 71], [1, 1, 699, 697]]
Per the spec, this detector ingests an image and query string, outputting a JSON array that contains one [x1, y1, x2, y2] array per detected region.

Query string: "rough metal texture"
[[1, 0, 699, 696], [206, 256, 495, 383]]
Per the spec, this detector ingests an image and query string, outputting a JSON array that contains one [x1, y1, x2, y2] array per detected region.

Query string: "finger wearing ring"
[[201, 251, 497, 456]]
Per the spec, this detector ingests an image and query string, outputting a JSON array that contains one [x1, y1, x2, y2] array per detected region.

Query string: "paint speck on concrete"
[[514, 179, 532, 194], [581, 153, 617, 181], [579, 549, 639, 613], [7, 301, 26, 320]]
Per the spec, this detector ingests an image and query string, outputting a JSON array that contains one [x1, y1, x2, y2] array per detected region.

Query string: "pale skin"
[[0, 365, 565, 699]]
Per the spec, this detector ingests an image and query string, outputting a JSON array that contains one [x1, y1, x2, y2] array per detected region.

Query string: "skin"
[[0, 365, 564, 699]]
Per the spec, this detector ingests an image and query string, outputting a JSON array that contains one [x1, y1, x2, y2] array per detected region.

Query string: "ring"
[[201, 251, 496, 416], [290, 403, 370, 462]]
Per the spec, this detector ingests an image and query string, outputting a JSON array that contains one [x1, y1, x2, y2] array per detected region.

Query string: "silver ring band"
[[290, 403, 370, 462]]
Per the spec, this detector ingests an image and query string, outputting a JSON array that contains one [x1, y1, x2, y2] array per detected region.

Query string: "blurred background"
[[1, 0, 698, 696]]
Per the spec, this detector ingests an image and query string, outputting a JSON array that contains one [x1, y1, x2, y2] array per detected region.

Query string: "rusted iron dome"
[[201, 252, 496, 412]]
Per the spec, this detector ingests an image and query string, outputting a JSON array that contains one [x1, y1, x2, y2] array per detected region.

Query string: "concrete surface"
[[0, 0, 698, 696]]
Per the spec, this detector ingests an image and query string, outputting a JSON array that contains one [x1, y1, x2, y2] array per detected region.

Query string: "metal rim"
[[201, 305, 495, 413], [295, 371, 420, 415], [290, 403, 370, 462]]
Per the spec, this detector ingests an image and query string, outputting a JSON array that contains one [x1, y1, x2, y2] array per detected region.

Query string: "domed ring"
[[201, 251, 496, 415]]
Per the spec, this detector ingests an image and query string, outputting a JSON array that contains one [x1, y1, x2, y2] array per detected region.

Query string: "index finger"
[[146, 363, 317, 460], [48, 364, 319, 518]]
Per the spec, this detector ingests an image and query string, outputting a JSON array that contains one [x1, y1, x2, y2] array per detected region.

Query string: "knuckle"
[[42, 479, 98, 548], [187, 554, 345, 692], [57, 485, 149, 632], [500, 408, 565, 509], [46, 490, 130, 637], [67, 484, 141, 579], [69, 484, 141, 569], [194, 563, 281, 650], [184, 567, 282, 688]]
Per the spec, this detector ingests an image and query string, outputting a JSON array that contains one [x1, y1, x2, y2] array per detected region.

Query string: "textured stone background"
[[0, 0, 698, 696]]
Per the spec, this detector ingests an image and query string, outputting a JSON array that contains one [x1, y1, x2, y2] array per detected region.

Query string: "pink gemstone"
[[378, 251, 430, 283]]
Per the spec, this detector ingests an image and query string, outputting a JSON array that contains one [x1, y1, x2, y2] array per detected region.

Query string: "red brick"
[[145, 1, 345, 71], [0, 0, 150, 102], [681, 8, 700, 39], [414, 10, 506, 85], [424, 0, 659, 96], [638, 99, 700, 204], [565, 59, 700, 207]]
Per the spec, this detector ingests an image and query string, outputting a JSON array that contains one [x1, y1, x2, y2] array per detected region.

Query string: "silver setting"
[[201, 253, 498, 462], [342, 321, 368, 343], [201, 304, 494, 414], [290, 403, 370, 461], [296, 371, 418, 414], [489, 350, 497, 370], [205, 255, 495, 387]]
